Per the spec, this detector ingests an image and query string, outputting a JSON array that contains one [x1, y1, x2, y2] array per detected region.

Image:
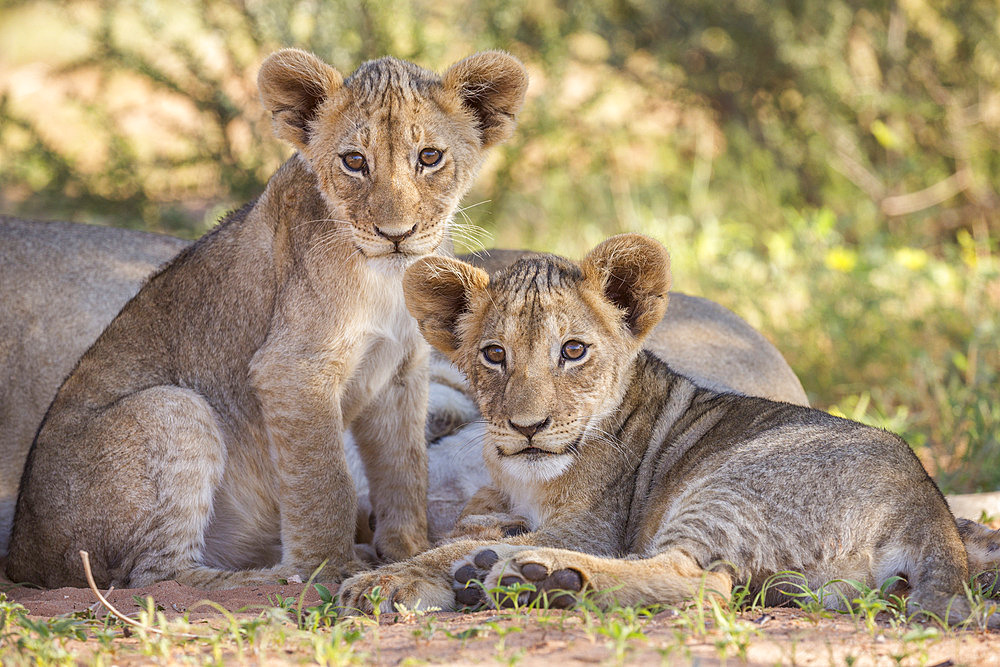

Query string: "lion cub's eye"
[[482, 344, 506, 365], [561, 340, 587, 361], [342, 152, 367, 172], [418, 147, 443, 167]]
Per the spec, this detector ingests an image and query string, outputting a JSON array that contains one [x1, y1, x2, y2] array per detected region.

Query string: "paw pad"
[[548, 568, 583, 591], [455, 583, 485, 607], [474, 549, 499, 569], [454, 564, 478, 585], [452, 548, 500, 609], [520, 562, 548, 581], [504, 563, 584, 609], [452, 549, 586, 610]]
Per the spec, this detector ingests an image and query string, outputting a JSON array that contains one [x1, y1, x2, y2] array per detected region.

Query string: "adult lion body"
[[6, 48, 530, 588], [338, 236, 1000, 626], [0, 218, 189, 555]]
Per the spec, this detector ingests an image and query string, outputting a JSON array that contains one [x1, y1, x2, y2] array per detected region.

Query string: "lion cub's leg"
[[350, 353, 430, 561], [112, 387, 227, 586], [451, 544, 732, 610], [95, 386, 318, 589], [93, 387, 293, 588], [10, 385, 267, 588], [957, 518, 1000, 597], [901, 519, 1000, 628]]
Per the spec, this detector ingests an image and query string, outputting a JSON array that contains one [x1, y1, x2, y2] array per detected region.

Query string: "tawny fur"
[[0, 225, 811, 556], [0, 219, 189, 556], [5, 48, 529, 589], [339, 235, 1000, 627]]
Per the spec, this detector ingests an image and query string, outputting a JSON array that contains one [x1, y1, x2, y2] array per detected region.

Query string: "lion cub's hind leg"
[[33, 385, 290, 589], [957, 518, 1000, 598], [96, 386, 231, 587], [451, 545, 732, 610], [114, 387, 310, 589], [891, 513, 1000, 628], [7, 386, 228, 588]]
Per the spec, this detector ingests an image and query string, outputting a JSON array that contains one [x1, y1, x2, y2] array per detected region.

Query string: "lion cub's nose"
[[509, 417, 552, 441], [375, 223, 417, 244]]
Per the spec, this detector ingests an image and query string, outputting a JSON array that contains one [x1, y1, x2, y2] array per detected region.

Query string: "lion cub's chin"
[[496, 450, 574, 483], [365, 248, 436, 273]]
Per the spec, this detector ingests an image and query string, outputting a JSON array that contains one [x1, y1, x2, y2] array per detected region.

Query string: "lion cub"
[[338, 235, 1000, 626], [6, 49, 527, 589]]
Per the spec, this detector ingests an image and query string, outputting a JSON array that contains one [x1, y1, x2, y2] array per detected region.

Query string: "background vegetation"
[[1, 0, 997, 492]]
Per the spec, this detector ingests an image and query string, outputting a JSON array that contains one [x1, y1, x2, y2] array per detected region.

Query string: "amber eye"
[[561, 340, 587, 361], [342, 152, 366, 172], [418, 147, 443, 167], [482, 344, 506, 365]]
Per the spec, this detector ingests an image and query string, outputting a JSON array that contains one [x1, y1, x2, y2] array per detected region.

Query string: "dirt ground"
[[4, 568, 1000, 666]]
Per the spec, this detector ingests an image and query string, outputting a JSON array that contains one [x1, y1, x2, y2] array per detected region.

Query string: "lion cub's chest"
[[339, 267, 424, 422]]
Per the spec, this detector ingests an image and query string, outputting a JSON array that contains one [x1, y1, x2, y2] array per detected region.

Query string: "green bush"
[[1, 0, 997, 490]]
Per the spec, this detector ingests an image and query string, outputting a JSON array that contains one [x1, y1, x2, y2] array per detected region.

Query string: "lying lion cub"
[[6, 48, 528, 589], [338, 234, 1000, 626]]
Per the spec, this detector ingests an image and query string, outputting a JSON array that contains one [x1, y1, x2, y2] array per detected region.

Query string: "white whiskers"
[[448, 205, 493, 253]]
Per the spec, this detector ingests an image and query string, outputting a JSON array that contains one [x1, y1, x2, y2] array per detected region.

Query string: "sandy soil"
[[3, 574, 322, 621], [4, 566, 1000, 665]]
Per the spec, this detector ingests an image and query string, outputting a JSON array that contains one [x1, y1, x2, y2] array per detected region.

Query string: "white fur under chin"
[[499, 452, 574, 483], [367, 252, 424, 274], [493, 456, 573, 531]]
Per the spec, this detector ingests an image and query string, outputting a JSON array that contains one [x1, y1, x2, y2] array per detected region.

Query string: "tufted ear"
[[443, 51, 528, 148], [404, 256, 490, 360], [581, 234, 671, 340], [258, 49, 343, 149]]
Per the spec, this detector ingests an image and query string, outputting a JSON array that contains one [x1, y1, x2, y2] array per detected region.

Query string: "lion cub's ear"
[[258, 49, 344, 149], [443, 51, 529, 148], [581, 234, 671, 340], [404, 256, 490, 360]]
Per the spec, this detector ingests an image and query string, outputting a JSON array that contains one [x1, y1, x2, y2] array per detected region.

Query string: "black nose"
[[509, 417, 552, 441], [375, 223, 417, 244]]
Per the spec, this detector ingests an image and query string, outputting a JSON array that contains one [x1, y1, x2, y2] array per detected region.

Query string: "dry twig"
[[79, 550, 199, 638]]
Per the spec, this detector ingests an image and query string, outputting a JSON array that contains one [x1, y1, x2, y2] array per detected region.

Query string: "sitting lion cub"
[[337, 234, 1000, 626], [6, 48, 527, 589]]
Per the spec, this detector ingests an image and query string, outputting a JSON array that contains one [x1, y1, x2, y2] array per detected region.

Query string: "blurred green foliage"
[[0, 0, 997, 490]]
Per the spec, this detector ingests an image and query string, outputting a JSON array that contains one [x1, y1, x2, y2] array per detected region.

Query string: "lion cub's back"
[[644, 395, 958, 588]]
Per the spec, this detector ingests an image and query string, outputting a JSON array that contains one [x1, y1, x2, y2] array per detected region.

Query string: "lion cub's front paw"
[[451, 513, 531, 541], [372, 526, 430, 563], [303, 557, 368, 584], [337, 561, 454, 616], [450, 545, 585, 609]]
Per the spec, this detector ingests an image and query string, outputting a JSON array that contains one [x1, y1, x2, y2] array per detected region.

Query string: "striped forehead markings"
[[344, 59, 437, 162], [346, 57, 435, 107], [490, 258, 583, 326]]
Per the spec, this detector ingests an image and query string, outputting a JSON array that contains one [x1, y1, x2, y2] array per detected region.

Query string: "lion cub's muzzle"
[[508, 416, 551, 441], [375, 223, 417, 253], [365, 220, 442, 258], [497, 417, 582, 459]]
